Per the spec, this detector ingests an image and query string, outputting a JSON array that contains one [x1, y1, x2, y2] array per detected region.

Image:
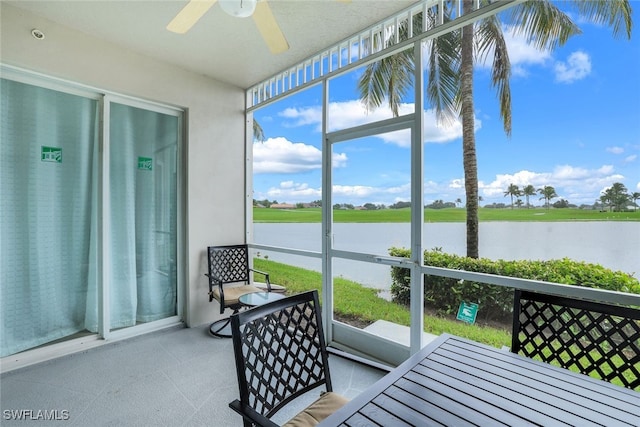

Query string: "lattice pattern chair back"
[[208, 244, 250, 284], [206, 244, 272, 337], [512, 290, 640, 391], [230, 290, 333, 421]]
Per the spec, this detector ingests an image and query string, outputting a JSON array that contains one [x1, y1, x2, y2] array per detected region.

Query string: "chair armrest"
[[229, 400, 279, 427], [204, 273, 225, 310], [204, 273, 214, 302], [250, 268, 271, 292]]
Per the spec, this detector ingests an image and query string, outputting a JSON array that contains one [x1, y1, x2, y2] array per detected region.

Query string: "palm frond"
[[476, 14, 512, 137], [358, 24, 415, 117], [358, 50, 414, 117], [252, 118, 265, 142], [572, 0, 633, 39], [357, 10, 431, 117], [427, 40, 460, 126], [426, 8, 461, 127], [507, 1, 581, 50]]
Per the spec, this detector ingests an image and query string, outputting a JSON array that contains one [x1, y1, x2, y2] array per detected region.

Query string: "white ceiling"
[[6, 0, 416, 89]]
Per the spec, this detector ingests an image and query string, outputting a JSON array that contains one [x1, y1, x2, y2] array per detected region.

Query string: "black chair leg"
[[209, 317, 232, 338], [209, 308, 242, 338]]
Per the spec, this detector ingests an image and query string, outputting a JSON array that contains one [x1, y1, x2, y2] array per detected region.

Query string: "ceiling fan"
[[166, 0, 289, 54]]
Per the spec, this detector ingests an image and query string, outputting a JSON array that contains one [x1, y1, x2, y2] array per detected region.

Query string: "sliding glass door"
[[1, 78, 99, 356], [107, 101, 179, 331], [0, 75, 182, 357]]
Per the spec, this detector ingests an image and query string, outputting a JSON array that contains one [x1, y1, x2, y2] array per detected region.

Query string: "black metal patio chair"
[[512, 289, 640, 391], [229, 290, 348, 427], [206, 244, 282, 338]]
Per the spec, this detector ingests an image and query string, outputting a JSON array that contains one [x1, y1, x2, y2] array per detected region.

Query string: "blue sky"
[[252, 3, 640, 207]]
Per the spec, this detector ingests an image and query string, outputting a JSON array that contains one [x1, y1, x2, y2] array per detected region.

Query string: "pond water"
[[254, 222, 640, 290]]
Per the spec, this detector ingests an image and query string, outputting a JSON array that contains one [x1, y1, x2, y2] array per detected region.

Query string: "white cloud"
[[280, 100, 413, 133], [606, 146, 624, 154], [253, 137, 347, 174], [259, 162, 632, 206], [553, 164, 592, 180], [261, 180, 414, 205], [333, 182, 411, 199], [279, 107, 321, 127], [481, 170, 546, 198], [332, 184, 377, 199], [423, 180, 442, 194], [449, 179, 464, 189], [554, 51, 592, 83], [596, 164, 615, 175], [265, 181, 321, 201], [624, 154, 637, 164], [278, 100, 478, 147], [480, 164, 625, 205], [475, 28, 594, 84], [328, 100, 405, 132]]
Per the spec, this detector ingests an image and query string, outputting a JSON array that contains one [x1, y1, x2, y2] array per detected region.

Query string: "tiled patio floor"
[[0, 325, 386, 426]]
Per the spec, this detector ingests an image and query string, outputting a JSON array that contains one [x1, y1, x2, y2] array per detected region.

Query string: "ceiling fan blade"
[[167, 0, 218, 34], [252, 1, 289, 54]]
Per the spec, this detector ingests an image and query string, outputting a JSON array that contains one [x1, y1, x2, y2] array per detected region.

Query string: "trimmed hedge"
[[389, 247, 640, 322]]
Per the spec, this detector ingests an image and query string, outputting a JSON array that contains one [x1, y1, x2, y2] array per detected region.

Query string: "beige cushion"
[[254, 282, 287, 293], [211, 285, 261, 306], [283, 392, 348, 427]]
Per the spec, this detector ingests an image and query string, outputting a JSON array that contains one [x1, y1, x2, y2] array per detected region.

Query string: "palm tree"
[[599, 193, 611, 212], [603, 182, 631, 212], [504, 183, 521, 209], [538, 185, 558, 210], [358, 0, 632, 258], [632, 192, 640, 211], [522, 184, 536, 209]]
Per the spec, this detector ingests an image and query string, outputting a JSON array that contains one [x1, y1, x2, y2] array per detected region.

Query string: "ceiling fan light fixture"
[[219, 0, 257, 18]]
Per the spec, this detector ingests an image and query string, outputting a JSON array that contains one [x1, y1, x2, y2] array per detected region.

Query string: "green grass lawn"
[[254, 257, 512, 349], [254, 207, 639, 223]]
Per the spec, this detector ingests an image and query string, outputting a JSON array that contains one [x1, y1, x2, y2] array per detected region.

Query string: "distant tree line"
[[254, 199, 278, 208], [425, 200, 456, 209], [256, 183, 640, 211], [254, 199, 322, 208], [501, 182, 639, 211]]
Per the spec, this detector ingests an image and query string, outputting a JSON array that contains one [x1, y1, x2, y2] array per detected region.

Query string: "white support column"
[[99, 96, 111, 339], [321, 79, 334, 342], [410, 39, 425, 355], [245, 109, 254, 245]]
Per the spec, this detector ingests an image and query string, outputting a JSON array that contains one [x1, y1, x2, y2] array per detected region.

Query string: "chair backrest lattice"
[[512, 290, 640, 391], [207, 245, 250, 284], [231, 291, 332, 419]]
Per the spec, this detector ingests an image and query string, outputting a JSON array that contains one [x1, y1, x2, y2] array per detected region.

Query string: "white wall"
[[0, 3, 246, 328]]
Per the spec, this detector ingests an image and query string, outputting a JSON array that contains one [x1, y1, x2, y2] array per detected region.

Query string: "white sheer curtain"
[[1, 80, 178, 357], [0, 79, 98, 356], [107, 102, 177, 329]]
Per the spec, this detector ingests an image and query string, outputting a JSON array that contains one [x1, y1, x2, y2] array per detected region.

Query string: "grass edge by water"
[[253, 257, 512, 349]]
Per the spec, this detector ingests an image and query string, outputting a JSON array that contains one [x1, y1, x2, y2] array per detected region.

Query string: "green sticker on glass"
[[138, 157, 152, 171], [41, 146, 62, 163]]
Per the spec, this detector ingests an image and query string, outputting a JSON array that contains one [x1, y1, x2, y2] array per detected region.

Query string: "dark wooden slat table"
[[320, 334, 640, 426]]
